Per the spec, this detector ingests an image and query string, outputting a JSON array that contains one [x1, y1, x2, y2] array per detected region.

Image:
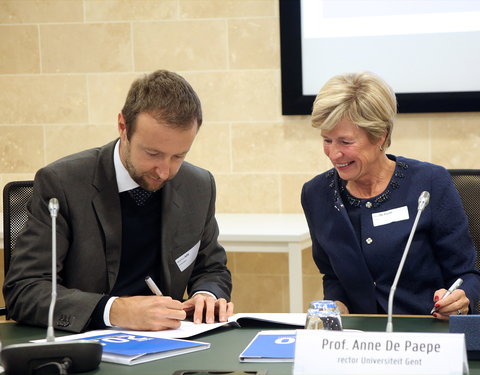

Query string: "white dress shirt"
[[103, 140, 215, 327]]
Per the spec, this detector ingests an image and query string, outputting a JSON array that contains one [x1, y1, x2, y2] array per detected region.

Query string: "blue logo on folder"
[[239, 331, 296, 362], [87, 333, 204, 356], [76, 332, 210, 365]]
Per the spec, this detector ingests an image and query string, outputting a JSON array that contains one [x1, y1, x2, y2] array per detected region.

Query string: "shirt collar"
[[113, 139, 139, 193]]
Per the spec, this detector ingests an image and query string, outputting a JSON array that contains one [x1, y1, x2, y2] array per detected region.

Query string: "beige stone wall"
[[1, 0, 479, 313]]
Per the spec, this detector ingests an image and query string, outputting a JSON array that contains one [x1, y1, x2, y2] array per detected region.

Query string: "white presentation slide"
[[301, 0, 480, 95]]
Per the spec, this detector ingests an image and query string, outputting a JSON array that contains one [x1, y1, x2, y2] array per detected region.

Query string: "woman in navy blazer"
[[301, 72, 480, 319]]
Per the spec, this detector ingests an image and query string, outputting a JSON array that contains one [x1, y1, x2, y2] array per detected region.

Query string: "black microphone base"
[[1, 340, 103, 375]]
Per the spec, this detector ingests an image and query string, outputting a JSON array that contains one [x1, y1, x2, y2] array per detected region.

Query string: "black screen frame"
[[279, 0, 480, 115]]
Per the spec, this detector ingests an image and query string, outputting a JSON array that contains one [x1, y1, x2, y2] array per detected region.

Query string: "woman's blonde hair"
[[311, 72, 397, 149]]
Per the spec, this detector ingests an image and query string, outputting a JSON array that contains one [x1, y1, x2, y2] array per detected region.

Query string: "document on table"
[[37, 321, 229, 343], [229, 313, 306, 327], [78, 332, 210, 365], [36, 313, 307, 344]]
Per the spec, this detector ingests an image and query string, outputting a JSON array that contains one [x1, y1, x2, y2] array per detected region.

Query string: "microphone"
[[47, 198, 59, 342], [1, 198, 102, 375], [417, 191, 430, 211], [48, 197, 59, 217], [386, 191, 430, 333]]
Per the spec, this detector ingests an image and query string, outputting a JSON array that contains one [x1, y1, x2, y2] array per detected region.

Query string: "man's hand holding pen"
[[109, 295, 186, 331], [144, 275, 234, 327]]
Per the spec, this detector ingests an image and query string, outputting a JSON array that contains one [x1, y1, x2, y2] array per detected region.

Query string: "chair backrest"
[[3, 180, 34, 277], [448, 170, 480, 270]]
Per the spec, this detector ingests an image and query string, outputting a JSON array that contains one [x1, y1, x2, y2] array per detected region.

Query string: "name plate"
[[293, 330, 468, 375]]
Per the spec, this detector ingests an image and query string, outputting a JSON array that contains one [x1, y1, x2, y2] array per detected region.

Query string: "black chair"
[[1, 180, 34, 315], [448, 170, 480, 270]]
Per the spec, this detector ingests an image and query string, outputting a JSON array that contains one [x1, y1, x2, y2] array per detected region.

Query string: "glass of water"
[[305, 300, 342, 330]]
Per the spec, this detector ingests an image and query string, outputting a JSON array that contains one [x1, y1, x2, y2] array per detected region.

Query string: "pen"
[[430, 278, 463, 314], [145, 276, 163, 296]]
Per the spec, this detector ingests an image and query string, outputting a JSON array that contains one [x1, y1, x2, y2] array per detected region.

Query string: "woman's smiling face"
[[321, 117, 385, 183]]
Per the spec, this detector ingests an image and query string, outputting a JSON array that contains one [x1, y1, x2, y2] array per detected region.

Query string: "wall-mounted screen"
[[280, 0, 480, 115]]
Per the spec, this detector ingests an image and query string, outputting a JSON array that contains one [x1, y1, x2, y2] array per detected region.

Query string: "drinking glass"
[[305, 300, 342, 330]]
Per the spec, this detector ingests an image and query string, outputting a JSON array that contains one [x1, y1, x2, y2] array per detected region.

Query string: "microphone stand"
[[1, 198, 103, 375], [386, 191, 430, 333], [47, 198, 58, 342]]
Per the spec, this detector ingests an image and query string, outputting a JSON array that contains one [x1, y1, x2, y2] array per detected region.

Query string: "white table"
[[216, 213, 312, 313]]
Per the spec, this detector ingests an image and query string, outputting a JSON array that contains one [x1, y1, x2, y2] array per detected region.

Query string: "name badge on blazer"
[[175, 241, 201, 272], [372, 206, 409, 227]]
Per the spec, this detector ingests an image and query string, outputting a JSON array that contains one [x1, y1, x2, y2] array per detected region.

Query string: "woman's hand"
[[431, 289, 469, 320]]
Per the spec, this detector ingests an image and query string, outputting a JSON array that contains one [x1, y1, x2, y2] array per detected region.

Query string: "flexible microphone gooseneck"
[[47, 198, 59, 342], [386, 191, 430, 333], [1, 198, 103, 375]]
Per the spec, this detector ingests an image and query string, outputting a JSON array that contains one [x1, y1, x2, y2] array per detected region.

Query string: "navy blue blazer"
[[301, 155, 480, 314]]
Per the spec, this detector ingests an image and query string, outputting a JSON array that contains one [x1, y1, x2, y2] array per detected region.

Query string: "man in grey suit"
[[4, 70, 233, 333]]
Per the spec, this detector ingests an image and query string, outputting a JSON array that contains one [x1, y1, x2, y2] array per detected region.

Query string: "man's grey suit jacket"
[[4, 140, 232, 333]]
